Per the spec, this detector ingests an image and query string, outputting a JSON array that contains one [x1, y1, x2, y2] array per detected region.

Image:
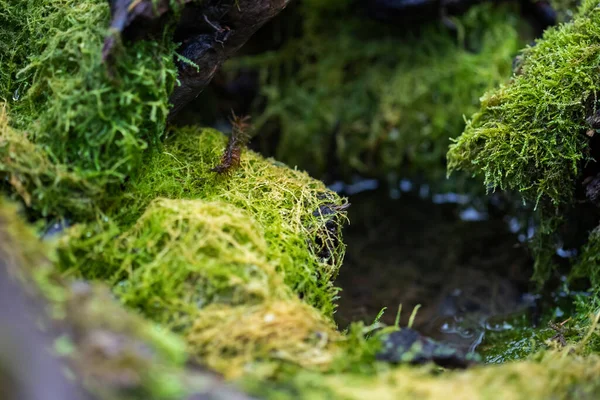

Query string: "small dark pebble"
[[376, 328, 480, 369], [311, 202, 350, 264]]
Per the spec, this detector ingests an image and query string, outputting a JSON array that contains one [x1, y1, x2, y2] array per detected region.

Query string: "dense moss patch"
[[448, 0, 600, 206], [231, 2, 524, 186], [0, 0, 177, 219], [60, 127, 348, 322]]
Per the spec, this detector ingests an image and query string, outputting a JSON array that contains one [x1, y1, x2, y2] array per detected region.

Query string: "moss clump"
[[59, 127, 348, 358], [55, 126, 349, 378], [66, 198, 282, 329], [0, 0, 177, 219], [230, 3, 523, 186], [448, 1, 600, 206]]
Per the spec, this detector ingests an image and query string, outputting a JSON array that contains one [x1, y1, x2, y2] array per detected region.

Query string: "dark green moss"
[[230, 2, 523, 187], [0, 0, 177, 219], [448, 0, 600, 207]]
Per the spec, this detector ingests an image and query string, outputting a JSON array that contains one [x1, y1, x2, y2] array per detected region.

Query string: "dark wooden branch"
[[104, 0, 291, 120]]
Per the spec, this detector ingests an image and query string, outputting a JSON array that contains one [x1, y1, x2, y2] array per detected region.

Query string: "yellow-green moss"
[[272, 351, 600, 400], [59, 127, 348, 326], [187, 300, 342, 378]]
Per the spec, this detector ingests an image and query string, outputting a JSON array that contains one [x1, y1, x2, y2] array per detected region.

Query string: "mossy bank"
[[2, 0, 600, 399]]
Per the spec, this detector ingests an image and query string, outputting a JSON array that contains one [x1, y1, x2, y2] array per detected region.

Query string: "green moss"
[[5, 1, 600, 398], [258, 351, 600, 399], [59, 126, 348, 325], [187, 300, 343, 378], [0, 0, 177, 219], [230, 3, 523, 186], [448, 0, 600, 206], [479, 315, 555, 364], [238, 312, 600, 399]]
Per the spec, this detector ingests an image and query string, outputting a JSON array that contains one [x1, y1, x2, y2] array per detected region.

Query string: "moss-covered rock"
[[59, 127, 348, 322], [54, 126, 348, 377]]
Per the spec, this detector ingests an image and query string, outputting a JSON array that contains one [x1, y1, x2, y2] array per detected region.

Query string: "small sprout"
[[54, 335, 76, 356], [408, 304, 422, 329]]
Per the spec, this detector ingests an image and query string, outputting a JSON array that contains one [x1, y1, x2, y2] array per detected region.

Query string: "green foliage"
[[448, 0, 600, 206], [0, 0, 177, 219], [231, 3, 523, 185]]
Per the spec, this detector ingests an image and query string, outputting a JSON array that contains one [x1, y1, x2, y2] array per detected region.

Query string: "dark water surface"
[[332, 179, 536, 354]]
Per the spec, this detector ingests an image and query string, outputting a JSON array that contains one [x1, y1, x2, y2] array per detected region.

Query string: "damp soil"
[[333, 180, 537, 354]]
